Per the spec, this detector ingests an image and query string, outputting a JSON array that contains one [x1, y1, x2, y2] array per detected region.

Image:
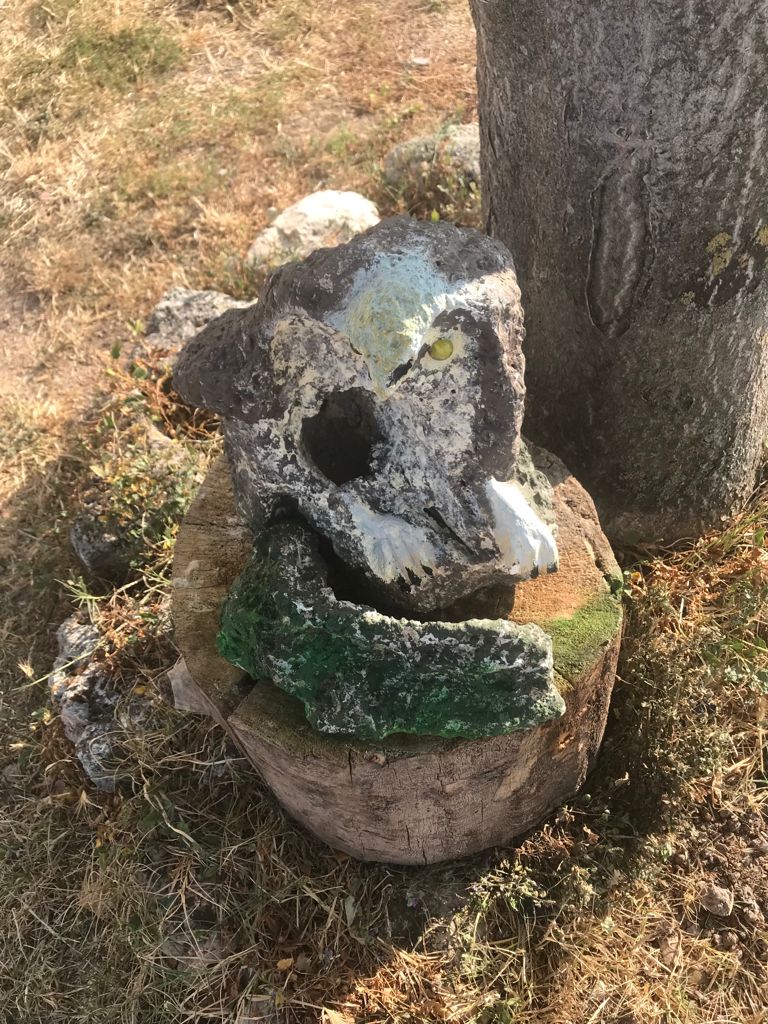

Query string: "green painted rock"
[[218, 522, 564, 740]]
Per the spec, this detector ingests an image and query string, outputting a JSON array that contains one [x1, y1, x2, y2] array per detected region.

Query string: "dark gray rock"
[[50, 616, 153, 791], [70, 515, 132, 583], [383, 123, 481, 192], [174, 216, 558, 616], [144, 288, 250, 353]]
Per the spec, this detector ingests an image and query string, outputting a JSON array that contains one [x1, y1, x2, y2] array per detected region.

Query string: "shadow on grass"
[[0, 406, 88, 719]]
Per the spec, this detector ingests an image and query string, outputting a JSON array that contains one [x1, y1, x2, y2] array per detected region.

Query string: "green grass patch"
[[2, 20, 181, 145], [61, 25, 181, 92]]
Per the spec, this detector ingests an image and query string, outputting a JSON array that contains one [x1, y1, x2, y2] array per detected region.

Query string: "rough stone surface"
[[50, 616, 152, 791], [70, 515, 133, 583], [50, 618, 101, 726], [383, 123, 480, 191], [174, 217, 558, 618], [699, 882, 735, 918], [144, 288, 250, 353], [246, 191, 380, 271], [218, 520, 561, 740]]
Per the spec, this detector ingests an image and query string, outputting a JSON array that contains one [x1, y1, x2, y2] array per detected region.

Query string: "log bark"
[[171, 453, 622, 864], [228, 641, 618, 864], [470, 0, 768, 544]]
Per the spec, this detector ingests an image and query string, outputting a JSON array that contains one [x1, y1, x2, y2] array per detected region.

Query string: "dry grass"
[[0, 0, 477, 414], [1, 0, 768, 1021], [2, 364, 767, 1022], [1, 0, 476, 317]]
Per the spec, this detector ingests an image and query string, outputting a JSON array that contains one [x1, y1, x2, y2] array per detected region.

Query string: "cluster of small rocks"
[[127, 123, 480, 359], [664, 816, 768, 968], [243, 124, 479, 277]]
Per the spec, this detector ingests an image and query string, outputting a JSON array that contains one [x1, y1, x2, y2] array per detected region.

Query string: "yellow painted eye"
[[428, 337, 454, 361]]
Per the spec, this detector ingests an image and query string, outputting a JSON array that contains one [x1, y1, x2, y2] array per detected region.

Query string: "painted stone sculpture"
[[174, 216, 565, 739], [217, 521, 561, 739]]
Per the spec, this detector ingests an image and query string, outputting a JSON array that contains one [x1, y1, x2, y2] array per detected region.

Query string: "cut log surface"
[[172, 450, 622, 864]]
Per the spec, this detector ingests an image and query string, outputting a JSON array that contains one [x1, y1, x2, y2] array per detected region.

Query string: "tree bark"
[[470, 0, 768, 543]]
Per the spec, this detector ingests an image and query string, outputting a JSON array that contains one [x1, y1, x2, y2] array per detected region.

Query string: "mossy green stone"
[[217, 522, 565, 741]]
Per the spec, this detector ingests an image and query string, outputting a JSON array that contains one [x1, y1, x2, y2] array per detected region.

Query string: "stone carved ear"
[[173, 305, 307, 423], [174, 304, 375, 425], [173, 305, 275, 421], [171, 255, 326, 421]]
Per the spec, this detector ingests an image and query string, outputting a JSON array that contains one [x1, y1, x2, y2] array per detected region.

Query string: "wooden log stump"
[[172, 450, 622, 864]]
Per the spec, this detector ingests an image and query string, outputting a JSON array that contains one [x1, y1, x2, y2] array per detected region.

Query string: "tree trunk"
[[470, 0, 768, 544]]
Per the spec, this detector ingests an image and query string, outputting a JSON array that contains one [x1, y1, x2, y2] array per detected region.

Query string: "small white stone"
[[246, 191, 380, 271], [699, 881, 735, 917]]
